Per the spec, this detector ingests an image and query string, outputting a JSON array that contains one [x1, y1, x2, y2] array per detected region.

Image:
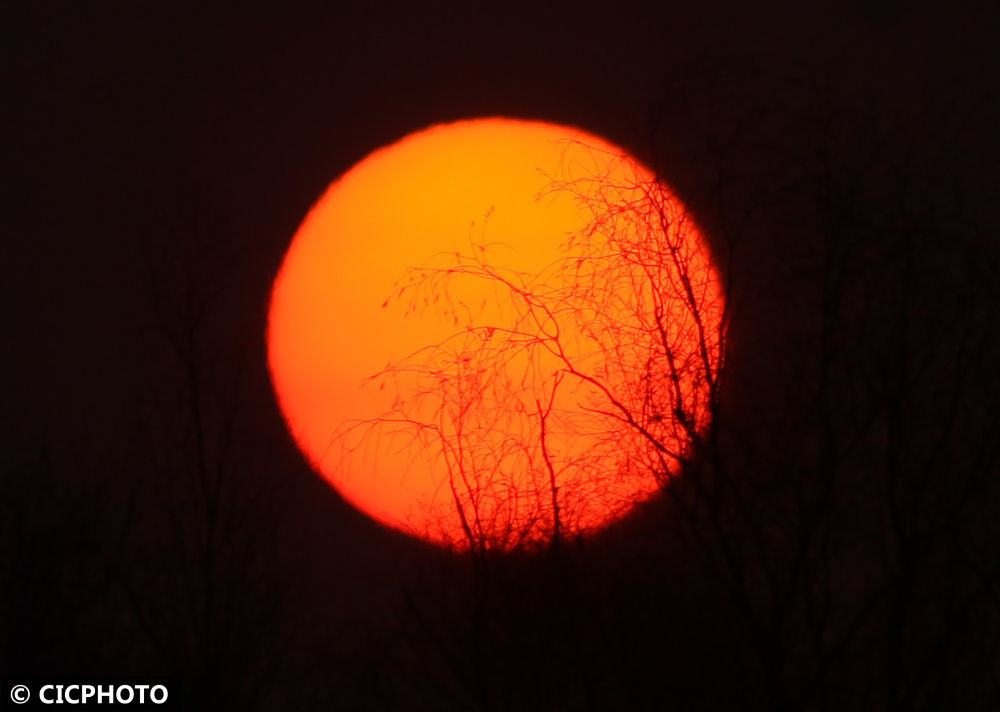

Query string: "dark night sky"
[[3, 2, 1000, 708]]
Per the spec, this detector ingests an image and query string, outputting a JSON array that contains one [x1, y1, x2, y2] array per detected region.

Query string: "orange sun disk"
[[268, 117, 722, 550]]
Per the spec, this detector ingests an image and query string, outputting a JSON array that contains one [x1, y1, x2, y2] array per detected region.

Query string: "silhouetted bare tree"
[[119, 192, 302, 707], [357, 146, 727, 555], [644, 59, 1000, 712], [376, 61, 1000, 712]]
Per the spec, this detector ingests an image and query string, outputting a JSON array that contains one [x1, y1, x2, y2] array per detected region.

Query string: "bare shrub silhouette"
[[348, 144, 728, 552], [386, 64, 1000, 711], [636, 60, 1000, 711]]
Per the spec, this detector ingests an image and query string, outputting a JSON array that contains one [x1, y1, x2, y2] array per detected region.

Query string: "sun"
[[268, 117, 724, 550]]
